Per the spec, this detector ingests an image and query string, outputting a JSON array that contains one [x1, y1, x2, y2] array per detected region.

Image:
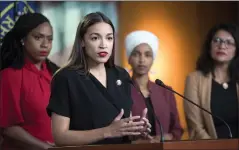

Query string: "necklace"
[[222, 82, 229, 90]]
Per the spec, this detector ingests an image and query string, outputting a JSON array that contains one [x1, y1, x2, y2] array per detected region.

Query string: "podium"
[[49, 139, 238, 150]]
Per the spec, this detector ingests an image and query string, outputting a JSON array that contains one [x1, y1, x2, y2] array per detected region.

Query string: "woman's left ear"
[[81, 40, 85, 47]]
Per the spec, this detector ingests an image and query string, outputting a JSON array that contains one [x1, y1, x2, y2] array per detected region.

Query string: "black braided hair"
[[0, 13, 59, 73]]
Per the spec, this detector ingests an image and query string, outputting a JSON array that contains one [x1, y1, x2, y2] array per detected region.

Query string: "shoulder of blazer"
[[187, 70, 204, 79], [186, 71, 212, 98], [148, 80, 172, 96], [187, 71, 211, 82], [114, 66, 131, 79]]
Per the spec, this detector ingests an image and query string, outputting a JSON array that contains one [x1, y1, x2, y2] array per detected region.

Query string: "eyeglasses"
[[212, 37, 236, 48]]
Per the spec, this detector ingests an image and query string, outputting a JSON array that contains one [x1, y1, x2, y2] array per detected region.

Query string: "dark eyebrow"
[[89, 33, 113, 36], [33, 32, 53, 37], [214, 36, 234, 41]]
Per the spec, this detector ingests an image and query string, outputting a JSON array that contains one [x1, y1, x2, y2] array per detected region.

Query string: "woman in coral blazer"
[[184, 23, 239, 140]]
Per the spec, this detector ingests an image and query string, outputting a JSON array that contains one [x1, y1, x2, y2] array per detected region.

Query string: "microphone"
[[126, 79, 165, 143], [155, 79, 233, 139]]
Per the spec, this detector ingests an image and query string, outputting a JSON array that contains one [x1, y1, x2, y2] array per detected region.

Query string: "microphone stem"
[[162, 85, 233, 139], [155, 115, 165, 142], [130, 81, 165, 143]]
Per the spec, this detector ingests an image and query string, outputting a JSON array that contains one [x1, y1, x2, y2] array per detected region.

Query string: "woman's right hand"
[[104, 109, 145, 138]]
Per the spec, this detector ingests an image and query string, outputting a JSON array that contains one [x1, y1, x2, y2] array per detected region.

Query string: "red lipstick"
[[98, 52, 108, 57], [40, 51, 49, 56]]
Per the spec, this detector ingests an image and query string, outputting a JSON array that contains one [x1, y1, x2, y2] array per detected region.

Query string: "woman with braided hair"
[[0, 13, 59, 150]]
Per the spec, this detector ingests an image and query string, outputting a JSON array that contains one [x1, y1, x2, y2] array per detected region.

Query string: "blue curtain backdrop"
[[0, 1, 119, 66], [0, 1, 38, 41]]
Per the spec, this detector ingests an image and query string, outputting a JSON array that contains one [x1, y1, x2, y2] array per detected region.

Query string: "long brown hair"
[[65, 12, 116, 75]]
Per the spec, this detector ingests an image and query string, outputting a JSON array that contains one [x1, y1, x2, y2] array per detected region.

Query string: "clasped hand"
[[104, 108, 151, 139]]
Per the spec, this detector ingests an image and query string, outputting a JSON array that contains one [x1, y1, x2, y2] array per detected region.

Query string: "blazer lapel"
[[236, 84, 239, 103], [236, 83, 239, 129], [105, 68, 132, 118], [201, 73, 217, 138], [148, 81, 170, 135]]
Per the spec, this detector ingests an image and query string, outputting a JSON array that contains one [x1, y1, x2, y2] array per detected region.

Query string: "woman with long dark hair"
[[47, 12, 151, 146], [184, 23, 239, 139]]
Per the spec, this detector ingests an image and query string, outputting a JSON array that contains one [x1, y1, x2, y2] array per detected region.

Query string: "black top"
[[47, 66, 133, 144], [145, 97, 156, 136], [211, 79, 238, 139]]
